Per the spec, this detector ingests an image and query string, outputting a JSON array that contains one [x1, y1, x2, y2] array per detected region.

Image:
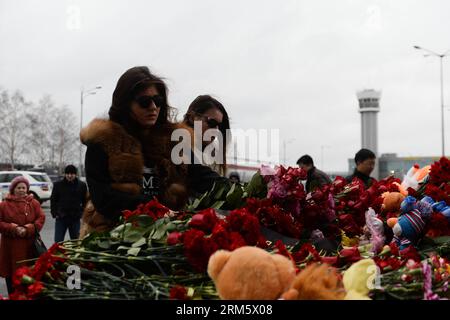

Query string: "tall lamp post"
[[414, 45, 450, 157], [80, 86, 102, 173], [282, 138, 295, 166], [320, 145, 331, 170]]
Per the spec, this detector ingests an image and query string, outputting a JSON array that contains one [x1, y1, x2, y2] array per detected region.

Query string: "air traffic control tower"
[[356, 89, 381, 179]]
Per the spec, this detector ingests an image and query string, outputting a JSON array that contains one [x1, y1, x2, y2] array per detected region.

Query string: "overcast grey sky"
[[1, 0, 450, 171]]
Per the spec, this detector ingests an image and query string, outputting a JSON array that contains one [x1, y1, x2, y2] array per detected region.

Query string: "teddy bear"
[[207, 246, 346, 300], [381, 192, 405, 224], [389, 196, 433, 249]]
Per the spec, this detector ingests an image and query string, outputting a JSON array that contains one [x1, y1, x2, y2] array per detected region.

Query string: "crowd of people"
[[0, 66, 379, 297]]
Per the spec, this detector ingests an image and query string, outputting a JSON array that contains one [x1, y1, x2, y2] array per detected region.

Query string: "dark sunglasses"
[[204, 117, 222, 129], [135, 95, 165, 109]]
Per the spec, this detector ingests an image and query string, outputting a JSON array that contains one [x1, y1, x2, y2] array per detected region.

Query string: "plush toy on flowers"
[[388, 196, 433, 250], [394, 164, 431, 196]]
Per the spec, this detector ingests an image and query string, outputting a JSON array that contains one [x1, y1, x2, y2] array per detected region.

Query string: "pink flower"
[[422, 261, 440, 300], [260, 164, 276, 176]]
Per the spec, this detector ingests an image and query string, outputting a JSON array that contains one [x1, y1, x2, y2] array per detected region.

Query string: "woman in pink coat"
[[0, 176, 45, 295]]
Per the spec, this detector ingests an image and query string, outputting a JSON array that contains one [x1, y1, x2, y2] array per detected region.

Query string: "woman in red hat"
[[0, 176, 46, 296]]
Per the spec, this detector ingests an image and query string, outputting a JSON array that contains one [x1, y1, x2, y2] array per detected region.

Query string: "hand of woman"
[[24, 223, 34, 230], [10, 223, 18, 228], [16, 226, 27, 238]]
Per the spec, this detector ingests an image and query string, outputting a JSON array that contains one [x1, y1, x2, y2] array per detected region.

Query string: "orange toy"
[[394, 164, 430, 196], [207, 246, 344, 300]]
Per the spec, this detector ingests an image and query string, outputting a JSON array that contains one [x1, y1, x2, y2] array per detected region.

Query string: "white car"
[[0, 171, 53, 204]]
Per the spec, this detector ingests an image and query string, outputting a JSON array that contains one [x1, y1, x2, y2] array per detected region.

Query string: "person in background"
[[51, 165, 88, 243], [345, 148, 377, 188], [183, 95, 231, 177], [0, 176, 45, 296], [229, 171, 241, 184], [296, 154, 331, 193]]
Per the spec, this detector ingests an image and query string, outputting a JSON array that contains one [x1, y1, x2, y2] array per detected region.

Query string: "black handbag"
[[33, 225, 48, 257]]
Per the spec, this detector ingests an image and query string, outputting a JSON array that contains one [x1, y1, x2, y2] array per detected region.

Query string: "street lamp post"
[[80, 86, 102, 173], [282, 138, 295, 166], [320, 145, 331, 170], [414, 45, 450, 157]]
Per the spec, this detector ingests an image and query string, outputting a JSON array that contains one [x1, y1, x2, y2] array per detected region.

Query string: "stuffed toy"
[[280, 263, 345, 300], [422, 196, 450, 222], [343, 259, 377, 300], [207, 246, 345, 300], [389, 196, 433, 249], [381, 192, 405, 228], [207, 246, 296, 300], [393, 164, 430, 196], [362, 208, 385, 254]]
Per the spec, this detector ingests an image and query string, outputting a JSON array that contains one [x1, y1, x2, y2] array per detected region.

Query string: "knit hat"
[[9, 176, 30, 194], [64, 165, 77, 174]]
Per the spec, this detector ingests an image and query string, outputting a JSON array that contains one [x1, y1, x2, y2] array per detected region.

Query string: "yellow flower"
[[341, 230, 359, 247]]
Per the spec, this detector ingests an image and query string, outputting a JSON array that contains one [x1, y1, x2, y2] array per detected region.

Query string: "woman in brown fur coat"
[[80, 66, 226, 237]]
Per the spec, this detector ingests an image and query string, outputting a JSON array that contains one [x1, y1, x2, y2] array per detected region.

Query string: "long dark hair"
[[183, 95, 231, 176], [108, 66, 174, 137]]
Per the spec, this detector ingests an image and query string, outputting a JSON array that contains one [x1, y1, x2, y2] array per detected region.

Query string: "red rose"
[[292, 243, 320, 263], [388, 242, 400, 256], [12, 266, 33, 287], [167, 232, 182, 246], [122, 209, 136, 220], [399, 246, 421, 262], [169, 285, 189, 300], [339, 247, 361, 264], [27, 281, 44, 299]]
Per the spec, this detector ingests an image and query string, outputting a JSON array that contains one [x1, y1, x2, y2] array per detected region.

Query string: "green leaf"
[[225, 183, 244, 209], [244, 171, 267, 199], [127, 247, 141, 256], [213, 184, 227, 200], [211, 200, 225, 209], [152, 224, 168, 240], [131, 237, 147, 248], [430, 236, 450, 245], [123, 227, 146, 243], [96, 239, 111, 250], [131, 215, 155, 228], [166, 222, 177, 232]]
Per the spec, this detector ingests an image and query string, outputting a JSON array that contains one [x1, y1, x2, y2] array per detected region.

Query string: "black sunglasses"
[[204, 117, 222, 129], [135, 95, 165, 109]]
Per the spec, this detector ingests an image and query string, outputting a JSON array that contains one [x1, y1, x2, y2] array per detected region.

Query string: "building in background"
[[357, 89, 381, 179]]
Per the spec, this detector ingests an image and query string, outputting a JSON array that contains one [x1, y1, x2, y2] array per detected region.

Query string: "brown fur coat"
[[79, 118, 192, 237]]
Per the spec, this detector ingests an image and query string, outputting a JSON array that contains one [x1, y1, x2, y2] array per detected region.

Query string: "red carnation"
[[169, 285, 189, 300], [399, 246, 421, 262], [228, 232, 247, 250], [189, 209, 219, 232]]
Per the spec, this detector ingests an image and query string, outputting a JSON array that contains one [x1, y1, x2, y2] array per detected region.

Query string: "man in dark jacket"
[[51, 165, 87, 242], [345, 148, 377, 188], [297, 155, 331, 193]]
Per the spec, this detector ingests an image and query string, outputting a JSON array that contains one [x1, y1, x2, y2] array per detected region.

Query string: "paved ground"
[[0, 201, 72, 298]]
